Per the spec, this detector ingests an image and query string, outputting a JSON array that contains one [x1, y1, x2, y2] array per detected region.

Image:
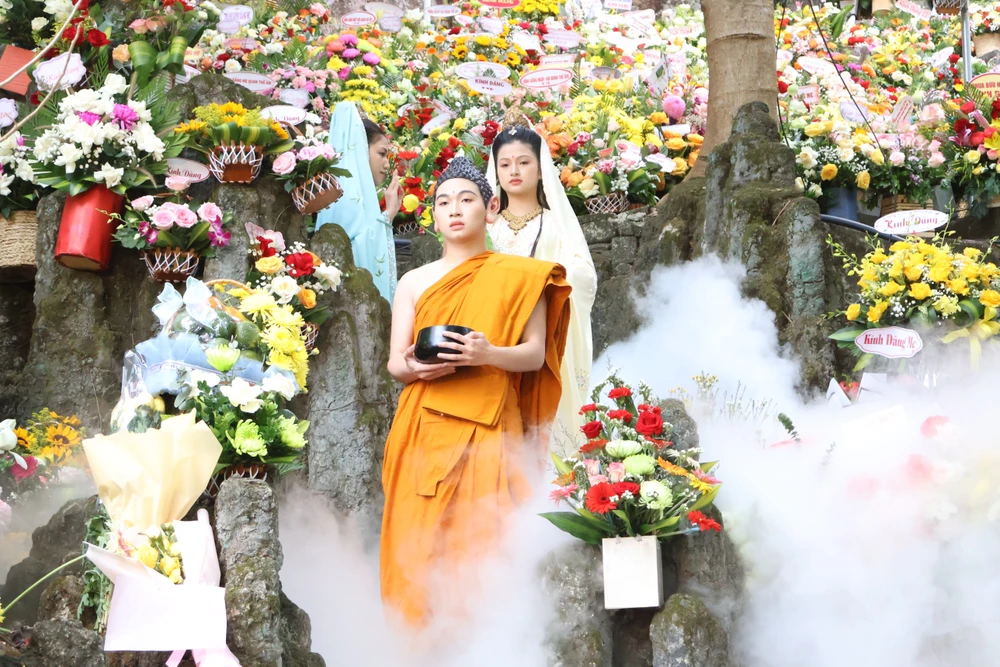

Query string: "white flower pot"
[[602, 536, 664, 610]]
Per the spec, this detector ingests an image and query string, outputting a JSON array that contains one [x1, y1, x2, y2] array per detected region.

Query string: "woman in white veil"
[[486, 109, 598, 459]]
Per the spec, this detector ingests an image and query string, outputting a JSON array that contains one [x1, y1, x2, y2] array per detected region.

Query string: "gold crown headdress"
[[502, 106, 534, 134]]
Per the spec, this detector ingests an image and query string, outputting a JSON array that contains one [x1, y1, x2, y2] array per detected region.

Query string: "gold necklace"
[[500, 206, 542, 234]]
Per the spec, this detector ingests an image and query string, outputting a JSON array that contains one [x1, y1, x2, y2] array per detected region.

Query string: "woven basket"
[[301, 322, 320, 351], [141, 247, 201, 282], [204, 462, 272, 498], [934, 0, 963, 15], [0, 210, 37, 283], [584, 191, 629, 216], [880, 195, 931, 217], [291, 172, 344, 215], [209, 144, 264, 184]]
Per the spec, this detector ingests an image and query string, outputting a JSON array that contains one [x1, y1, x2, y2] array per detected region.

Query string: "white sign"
[[874, 209, 948, 235], [219, 4, 253, 26], [930, 47, 954, 68], [165, 158, 211, 183], [455, 62, 510, 79], [260, 105, 308, 125], [215, 20, 240, 33], [454, 14, 473, 25], [173, 64, 202, 85], [798, 84, 821, 106], [604, 0, 632, 10], [33, 52, 86, 91], [426, 4, 461, 17], [467, 76, 512, 96], [364, 2, 404, 16], [776, 49, 794, 68], [225, 38, 258, 52], [520, 68, 573, 89], [896, 0, 932, 19], [840, 100, 869, 123], [891, 96, 914, 132], [797, 56, 838, 75], [666, 52, 687, 78], [380, 15, 402, 31], [854, 327, 923, 359], [279, 88, 311, 108], [341, 10, 376, 26], [479, 16, 504, 34], [421, 113, 453, 134], [544, 30, 584, 48], [667, 25, 697, 38], [662, 123, 691, 136], [624, 8, 655, 25], [511, 32, 542, 51], [0, 98, 15, 128], [540, 53, 576, 67], [224, 72, 275, 94]]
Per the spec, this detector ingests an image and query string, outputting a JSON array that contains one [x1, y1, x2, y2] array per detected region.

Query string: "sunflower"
[[46, 422, 81, 449], [14, 427, 35, 450]]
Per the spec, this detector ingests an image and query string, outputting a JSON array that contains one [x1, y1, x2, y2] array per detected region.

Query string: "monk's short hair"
[[435, 157, 493, 203]]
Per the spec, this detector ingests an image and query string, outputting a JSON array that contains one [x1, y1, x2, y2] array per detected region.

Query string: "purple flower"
[[343, 48, 360, 59], [112, 104, 140, 131], [341, 34, 358, 46], [138, 221, 158, 244], [208, 223, 231, 247], [362, 52, 380, 66], [15, 136, 24, 147], [338, 67, 350, 80], [77, 111, 101, 126]]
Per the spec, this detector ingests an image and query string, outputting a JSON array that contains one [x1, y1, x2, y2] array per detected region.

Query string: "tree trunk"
[[689, 0, 777, 177]]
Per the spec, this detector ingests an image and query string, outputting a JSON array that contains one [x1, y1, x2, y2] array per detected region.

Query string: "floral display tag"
[[165, 159, 211, 183], [854, 327, 923, 359]]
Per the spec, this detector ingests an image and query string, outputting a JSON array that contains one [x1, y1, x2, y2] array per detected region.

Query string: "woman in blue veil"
[[316, 102, 402, 305]]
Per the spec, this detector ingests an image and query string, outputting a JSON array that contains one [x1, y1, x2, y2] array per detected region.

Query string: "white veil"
[[486, 124, 598, 458]]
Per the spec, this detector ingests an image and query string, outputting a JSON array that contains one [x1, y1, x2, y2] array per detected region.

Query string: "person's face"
[[432, 178, 499, 243], [368, 134, 391, 185], [495, 140, 540, 200]]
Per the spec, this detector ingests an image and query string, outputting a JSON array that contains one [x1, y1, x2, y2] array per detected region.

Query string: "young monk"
[[380, 157, 572, 629]]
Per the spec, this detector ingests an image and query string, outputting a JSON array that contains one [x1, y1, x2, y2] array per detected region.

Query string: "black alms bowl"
[[415, 325, 473, 364]]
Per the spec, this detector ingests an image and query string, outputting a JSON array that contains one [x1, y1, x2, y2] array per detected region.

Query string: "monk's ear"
[[485, 194, 501, 223]]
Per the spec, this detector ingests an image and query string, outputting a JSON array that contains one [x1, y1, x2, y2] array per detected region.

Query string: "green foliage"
[[78, 507, 113, 632]]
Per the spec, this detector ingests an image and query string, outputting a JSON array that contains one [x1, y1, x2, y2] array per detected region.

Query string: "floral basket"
[[934, 0, 964, 15], [141, 247, 201, 282], [209, 144, 264, 184], [301, 322, 320, 351], [880, 195, 930, 218], [290, 172, 344, 215], [0, 210, 37, 283], [203, 463, 273, 498], [584, 191, 629, 215]]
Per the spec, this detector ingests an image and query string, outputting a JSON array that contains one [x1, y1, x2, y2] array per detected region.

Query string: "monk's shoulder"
[[488, 253, 564, 277]]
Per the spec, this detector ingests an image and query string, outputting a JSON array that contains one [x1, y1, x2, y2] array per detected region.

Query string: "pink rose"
[[151, 207, 177, 229], [197, 202, 223, 223], [174, 205, 198, 228], [298, 145, 321, 161], [319, 144, 336, 160], [132, 195, 154, 212], [928, 152, 946, 168], [583, 459, 601, 476], [309, 3, 326, 16], [662, 94, 686, 120], [607, 461, 625, 484], [889, 151, 906, 167], [129, 19, 149, 34], [272, 151, 297, 175], [588, 474, 608, 486], [165, 175, 191, 192]]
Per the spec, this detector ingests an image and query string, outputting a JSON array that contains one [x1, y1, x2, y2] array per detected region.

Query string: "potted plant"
[[270, 132, 351, 216], [246, 227, 343, 350], [540, 373, 722, 610], [0, 131, 39, 282], [110, 181, 233, 282], [28, 73, 185, 271], [174, 102, 294, 184]]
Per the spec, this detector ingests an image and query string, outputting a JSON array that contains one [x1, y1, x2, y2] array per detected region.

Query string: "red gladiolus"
[[584, 483, 618, 514], [285, 252, 315, 277], [688, 510, 721, 532], [581, 420, 603, 439], [949, 53, 961, 64], [607, 409, 633, 424], [971, 131, 985, 147], [399, 151, 420, 161], [859, 80, 869, 90]]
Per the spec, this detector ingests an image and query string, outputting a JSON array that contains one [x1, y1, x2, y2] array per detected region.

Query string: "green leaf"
[[690, 485, 720, 511], [639, 515, 679, 534], [551, 452, 573, 475], [829, 326, 866, 342], [539, 512, 609, 545], [700, 460, 718, 473], [852, 352, 874, 372], [612, 509, 635, 537], [156, 230, 182, 248]]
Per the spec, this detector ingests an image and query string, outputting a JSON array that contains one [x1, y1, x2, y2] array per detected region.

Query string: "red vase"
[[54, 186, 124, 272]]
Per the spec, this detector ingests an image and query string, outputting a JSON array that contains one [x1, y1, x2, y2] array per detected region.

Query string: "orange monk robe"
[[380, 251, 572, 628]]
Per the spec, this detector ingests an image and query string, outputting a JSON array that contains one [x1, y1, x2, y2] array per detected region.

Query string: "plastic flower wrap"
[[540, 372, 722, 544]]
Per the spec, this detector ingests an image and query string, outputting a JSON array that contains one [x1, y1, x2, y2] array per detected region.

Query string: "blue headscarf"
[[315, 102, 396, 305]]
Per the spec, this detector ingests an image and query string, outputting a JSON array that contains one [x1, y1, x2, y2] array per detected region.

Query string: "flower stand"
[[141, 247, 201, 282], [585, 191, 629, 216], [0, 210, 37, 282], [209, 144, 264, 184], [602, 536, 664, 610], [933, 0, 962, 15], [54, 185, 124, 272], [291, 172, 344, 215]]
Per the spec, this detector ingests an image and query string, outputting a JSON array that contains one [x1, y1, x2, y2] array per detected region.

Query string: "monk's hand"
[[437, 331, 494, 367], [404, 344, 456, 381]]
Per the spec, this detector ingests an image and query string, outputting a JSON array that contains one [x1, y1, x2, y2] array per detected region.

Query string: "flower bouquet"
[[541, 373, 721, 609], [122, 0, 221, 84], [270, 133, 351, 215], [828, 235, 1000, 371], [971, 4, 1000, 57], [174, 102, 294, 183], [111, 192, 233, 282], [0, 409, 86, 505], [247, 228, 342, 349]]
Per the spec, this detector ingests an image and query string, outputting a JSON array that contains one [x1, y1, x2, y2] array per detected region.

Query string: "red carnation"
[[581, 420, 603, 439], [579, 439, 607, 454], [950, 53, 961, 64], [777, 80, 789, 94], [257, 237, 277, 258], [284, 252, 315, 277], [613, 481, 640, 498], [607, 409, 633, 424], [584, 483, 618, 514], [635, 407, 664, 437], [87, 28, 109, 47], [608, 387, 632, 399], [688, 510, 721, 532], [961, 101, 977, 115], [578, 403, 598, 415], [11, 455, 38, 481]]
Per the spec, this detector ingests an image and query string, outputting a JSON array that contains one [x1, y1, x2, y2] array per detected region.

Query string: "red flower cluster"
[[584, 481, 641, 514], [607, 409, 633, 424], [687, 510, 721, 532], [635, 404, 664, 437], [285, 252, 315, 277], [434, 136, 462, 170], [257, 236, 278, 257], [481, 120, 500, 146]]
